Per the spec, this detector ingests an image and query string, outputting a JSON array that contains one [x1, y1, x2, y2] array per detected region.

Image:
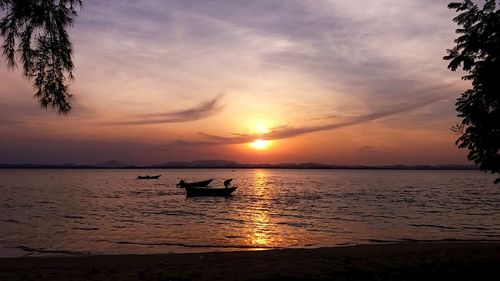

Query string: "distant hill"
[[0, 163, 93, 169], [151, 160, 242, 168], [0, 160, 478, 170], [94, 160, 131, 168]]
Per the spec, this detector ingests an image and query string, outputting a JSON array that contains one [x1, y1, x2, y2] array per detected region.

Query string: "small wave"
[[142, 210, 206, 217], [115, 240, 281, 250], [213, 217, 246, 224], [361, 214, 395, 219], [328, 216, 364, 223], [15, 245, 89, 256], [422, 210, 444, 214], [119, 219, 142, 223], [463, 226, 490, 231], [155, 191, 173, 196], [398, 238, 418, 242], [112, 225, 127, 229], [63, 215, 85, 219], [35, 201, 55, 204], [276, 221, 310, 228], [91, 239, 108, 243], [366, 239, 400, 243], [371, 238, 500, 244], [72, 227, 99, 231], [1, 219, 23, 224], [301, 195, 322, 200], [410, 224, 458, 230], [367, 238, 465, 244], [129, 190, 149, 195], [466, 213, 489, 216]]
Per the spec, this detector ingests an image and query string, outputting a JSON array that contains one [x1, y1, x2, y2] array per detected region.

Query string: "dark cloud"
[[168, 139, 219, 147], [107, 95, 224, 125]]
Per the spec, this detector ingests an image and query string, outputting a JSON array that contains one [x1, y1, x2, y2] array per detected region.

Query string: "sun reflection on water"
[[245, 170, 280, 248]]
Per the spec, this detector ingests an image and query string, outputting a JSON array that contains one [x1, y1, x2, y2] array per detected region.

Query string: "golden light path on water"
[[245, 170, 282, 249]]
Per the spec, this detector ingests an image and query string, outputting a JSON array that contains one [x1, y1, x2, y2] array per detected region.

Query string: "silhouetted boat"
[[137, 175, 161, 180], [185, 186, 237, 197], [176, 179, 213, 188]]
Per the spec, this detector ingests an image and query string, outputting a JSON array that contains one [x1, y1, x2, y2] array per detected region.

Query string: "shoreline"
[[4, 238, 500, 258], [2, 241, 500, 280]]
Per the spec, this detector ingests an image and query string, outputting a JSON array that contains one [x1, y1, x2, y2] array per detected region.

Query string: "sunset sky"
[[0, 0, 471, 165]]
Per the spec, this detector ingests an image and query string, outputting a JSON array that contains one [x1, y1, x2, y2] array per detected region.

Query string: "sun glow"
[[255, 124, 270, 134], [247, 123, 272, 150], [250, 139, 270, 150]]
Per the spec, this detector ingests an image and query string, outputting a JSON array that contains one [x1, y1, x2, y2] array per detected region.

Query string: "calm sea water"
[[0, 169, 499, 257]]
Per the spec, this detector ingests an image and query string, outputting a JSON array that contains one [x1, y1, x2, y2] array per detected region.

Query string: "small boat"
[[137, 175, 161, 180], [185, 186, 238, 197], [176, 178, 213, 188]]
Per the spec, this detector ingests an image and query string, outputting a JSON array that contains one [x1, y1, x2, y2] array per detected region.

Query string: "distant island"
[[0, 159, 478, 170]]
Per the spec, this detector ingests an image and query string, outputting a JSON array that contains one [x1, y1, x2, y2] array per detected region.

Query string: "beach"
[[1, 241, 499, 281]]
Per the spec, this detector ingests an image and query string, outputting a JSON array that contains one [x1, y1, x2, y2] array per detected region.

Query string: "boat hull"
[[185, 186, 237, 197], [177, 179, 213, 188], [137, 175, 161, 179]]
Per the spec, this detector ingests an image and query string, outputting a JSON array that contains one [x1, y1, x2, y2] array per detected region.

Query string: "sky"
[[0, 0, 472, 165]]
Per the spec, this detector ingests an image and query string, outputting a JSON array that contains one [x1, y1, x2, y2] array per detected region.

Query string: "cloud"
[[0, 120, 25, 126], [1, 0, 468, 165], [171, 85, 454, 146], [263, 94, 446, 141], [107, 95, 224, 125]]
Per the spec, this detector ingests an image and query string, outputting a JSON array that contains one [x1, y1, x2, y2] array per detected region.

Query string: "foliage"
[[0, 0, 82, 114], [444, 0, 500, 184]]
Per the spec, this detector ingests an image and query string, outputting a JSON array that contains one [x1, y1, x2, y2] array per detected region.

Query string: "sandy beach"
[[1, 241, 499, 281]]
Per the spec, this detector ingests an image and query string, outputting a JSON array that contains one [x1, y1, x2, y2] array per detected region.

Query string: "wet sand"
[[1, 242, 499, 281]]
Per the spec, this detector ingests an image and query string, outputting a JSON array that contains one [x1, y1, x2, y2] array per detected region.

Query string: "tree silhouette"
[[0, 0, 82, 114], [445, 0, 500, 184]]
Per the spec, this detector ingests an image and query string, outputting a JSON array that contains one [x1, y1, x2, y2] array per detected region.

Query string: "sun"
[[250, 139, 270, 150], [247, 123, 272, 150]]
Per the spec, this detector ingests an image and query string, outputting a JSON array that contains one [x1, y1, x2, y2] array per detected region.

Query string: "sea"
[[0, 169, 499, 257]]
